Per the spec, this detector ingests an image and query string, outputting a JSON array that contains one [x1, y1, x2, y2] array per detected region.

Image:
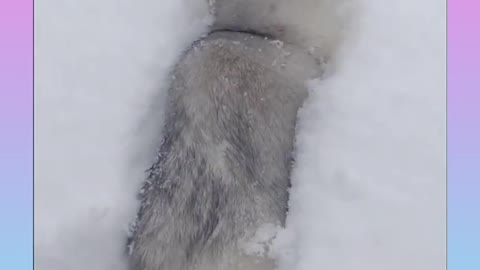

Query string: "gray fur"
[[128, 1, 327, 269]]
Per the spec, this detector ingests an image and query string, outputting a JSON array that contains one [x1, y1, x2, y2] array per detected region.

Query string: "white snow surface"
[[35, 0, 445, 270], [35, 1, 211, 269], [270, 1, 446, 270]]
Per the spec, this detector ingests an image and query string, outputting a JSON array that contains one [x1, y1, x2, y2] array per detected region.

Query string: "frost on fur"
[[127, 1, 357, 270]]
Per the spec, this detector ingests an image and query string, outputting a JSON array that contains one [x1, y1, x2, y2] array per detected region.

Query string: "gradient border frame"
[[0, 0, 477, 269]]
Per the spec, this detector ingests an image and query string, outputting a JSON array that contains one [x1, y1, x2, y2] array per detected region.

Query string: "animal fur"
[[127, 0, 351, 269]]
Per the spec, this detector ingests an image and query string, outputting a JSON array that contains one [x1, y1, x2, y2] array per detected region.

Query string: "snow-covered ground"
[[35, 1, 211, 269], [35, 0, 445, 270], [271, 1, 446, 269]]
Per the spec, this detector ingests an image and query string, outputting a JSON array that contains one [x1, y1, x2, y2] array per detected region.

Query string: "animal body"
[[128, 0, 349, 269]]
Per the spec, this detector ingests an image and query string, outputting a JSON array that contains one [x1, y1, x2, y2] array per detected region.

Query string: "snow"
[[35, 0, 445, 270], [271, 1, 446, 269], [35, 1, 211, 270]]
